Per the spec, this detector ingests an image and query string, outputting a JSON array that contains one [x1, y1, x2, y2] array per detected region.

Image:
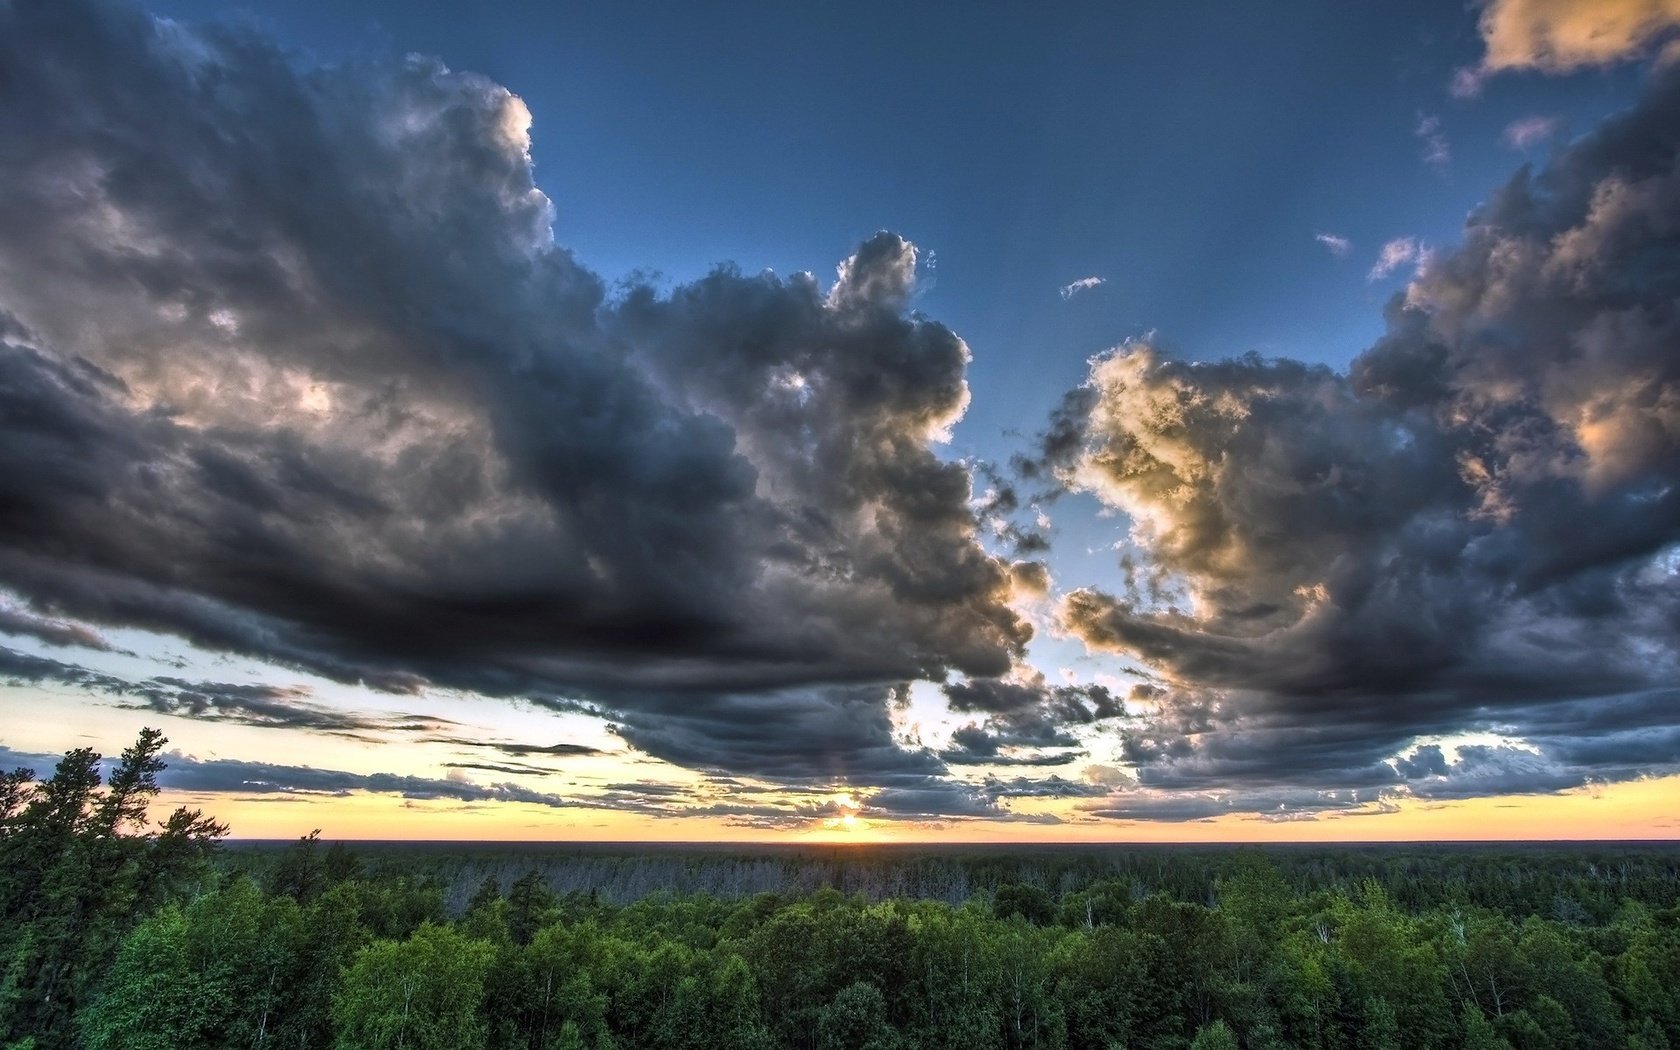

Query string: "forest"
[[3, 732, 1679, 1050]]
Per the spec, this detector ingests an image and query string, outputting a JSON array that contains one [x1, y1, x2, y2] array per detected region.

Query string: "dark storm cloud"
[[934, 675, 1121, 767], [1037, 65, 1680, 814], [1392, 744, 1451, 780], [981, 774, 1106, 799], [939, 724, 1080, 767], [603, 683, 950, 785], [973, 464, 1054, 556], [1391, 744, 1592, 800], [0, 0, 1035, 808], [943, 677, 1121, 722]]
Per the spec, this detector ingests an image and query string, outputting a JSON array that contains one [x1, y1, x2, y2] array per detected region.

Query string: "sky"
[[1, 0, 1678, 841]]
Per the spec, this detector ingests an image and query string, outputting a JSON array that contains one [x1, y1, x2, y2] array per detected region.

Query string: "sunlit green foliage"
[[334, 923, 495, 1050]]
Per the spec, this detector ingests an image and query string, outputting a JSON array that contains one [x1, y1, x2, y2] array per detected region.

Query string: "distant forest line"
[[4, 733, 1679, 1049], [221, 837, 1680, 920]]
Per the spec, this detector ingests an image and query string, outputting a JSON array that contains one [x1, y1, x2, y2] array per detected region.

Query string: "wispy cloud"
[[0, 645, 456, 741], [1450, 67, 1488, 99], [442, 761, 558, 778], [1416, 113, 1450, 170], [428, 737, 605, 759], [1315, 233, 1352, 257], [0, 741, 577, 809], [1367, 237, 1424, 281], [1059, 276, 1106, 300], [1503, 115, 1561, 149]]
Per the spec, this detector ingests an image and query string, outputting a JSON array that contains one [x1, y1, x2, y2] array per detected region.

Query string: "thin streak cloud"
[[1059, 276, 1106, 300], [1315, 233, 1352, 257]]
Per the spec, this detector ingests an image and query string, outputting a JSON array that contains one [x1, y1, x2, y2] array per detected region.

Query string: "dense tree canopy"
[[3, 734, 1680, 1048], [1, 730, 225, 1049]]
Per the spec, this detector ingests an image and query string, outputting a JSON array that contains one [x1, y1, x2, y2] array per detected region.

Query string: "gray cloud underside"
[[0, 0, 1042, 805], [0, 644, 454, 739], [0, 742, 574, 808], [982, 774, 1107, 800], [0, 604, 117, 652], [1038, 65, 1680, 815], [933, 674, 1124, 769], [0, 645, 131, 694]]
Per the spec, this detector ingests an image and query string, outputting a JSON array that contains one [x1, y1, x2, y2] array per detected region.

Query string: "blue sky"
[[2, 0, 1678, 838]]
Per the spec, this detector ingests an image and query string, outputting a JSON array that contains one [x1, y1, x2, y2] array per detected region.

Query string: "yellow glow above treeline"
[[147, 773, 1680, 844]]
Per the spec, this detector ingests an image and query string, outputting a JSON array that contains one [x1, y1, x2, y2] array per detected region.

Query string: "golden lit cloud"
[[1457, 0, 1680, 93]]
